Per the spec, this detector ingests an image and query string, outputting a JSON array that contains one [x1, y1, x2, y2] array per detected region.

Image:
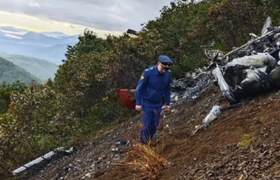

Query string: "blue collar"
[[153, 65, 165, 76]]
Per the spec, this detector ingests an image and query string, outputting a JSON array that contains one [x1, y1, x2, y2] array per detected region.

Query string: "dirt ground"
[[17, 84, 280, 180]]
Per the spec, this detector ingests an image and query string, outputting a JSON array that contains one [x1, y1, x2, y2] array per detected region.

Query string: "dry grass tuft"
[[126, 143, 170, 179]]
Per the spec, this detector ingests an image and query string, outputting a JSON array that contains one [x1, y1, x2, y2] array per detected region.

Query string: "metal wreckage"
[[208, 16, 280, 105], [118, 17, 280, 132], [192, 17, 280, 133]]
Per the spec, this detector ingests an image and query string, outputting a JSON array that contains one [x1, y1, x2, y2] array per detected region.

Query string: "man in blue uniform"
[[135, 55, 173, 144]]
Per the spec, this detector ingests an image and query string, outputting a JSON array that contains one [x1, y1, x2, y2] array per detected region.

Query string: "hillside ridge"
[[0, 51, 58, 80], [22, 85, 280, 180], [0, 56, 43, 85]]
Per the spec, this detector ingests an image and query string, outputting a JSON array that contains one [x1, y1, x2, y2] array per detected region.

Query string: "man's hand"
[[135, 105, 142, 111], [164, 105, 171, 112]]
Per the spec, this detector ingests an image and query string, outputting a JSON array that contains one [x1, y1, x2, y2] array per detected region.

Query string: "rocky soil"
[[15, 84, 280, 180]]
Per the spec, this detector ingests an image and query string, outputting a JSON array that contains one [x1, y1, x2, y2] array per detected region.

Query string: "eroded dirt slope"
[[21, 85, 280, 180]]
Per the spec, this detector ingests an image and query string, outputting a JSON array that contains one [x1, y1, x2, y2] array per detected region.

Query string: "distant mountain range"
[[0, 26, 79, 65]]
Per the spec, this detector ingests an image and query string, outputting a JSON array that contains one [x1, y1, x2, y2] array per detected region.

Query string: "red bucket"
[[118, 89, 136, 109]]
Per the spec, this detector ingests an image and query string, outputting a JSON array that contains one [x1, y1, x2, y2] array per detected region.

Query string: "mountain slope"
[[0, 51, 58, 80], [0, 57, 43, 85], [24, 85, 280, 180]]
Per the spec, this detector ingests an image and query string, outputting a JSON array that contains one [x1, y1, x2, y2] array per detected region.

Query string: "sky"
[[0, 0, 172, 38]]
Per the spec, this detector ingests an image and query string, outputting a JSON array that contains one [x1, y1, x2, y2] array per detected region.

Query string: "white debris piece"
[[12, 147, 74, 176], [13, 150, 57, 175], [202, 105, 221, 127]]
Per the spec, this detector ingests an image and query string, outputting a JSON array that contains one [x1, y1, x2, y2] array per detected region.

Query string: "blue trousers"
[[140, 107, 162, 144]]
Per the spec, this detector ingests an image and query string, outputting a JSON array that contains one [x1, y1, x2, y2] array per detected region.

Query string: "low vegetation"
[[126, 144, 170, 179], [238, 134, 254, 148]]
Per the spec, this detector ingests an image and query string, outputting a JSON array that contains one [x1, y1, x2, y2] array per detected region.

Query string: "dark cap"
[[158, 55, 173, 64]]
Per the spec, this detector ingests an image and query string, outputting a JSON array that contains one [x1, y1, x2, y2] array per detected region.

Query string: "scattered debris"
[[171, 71, 213, 106], [111, 139, 130, 152]]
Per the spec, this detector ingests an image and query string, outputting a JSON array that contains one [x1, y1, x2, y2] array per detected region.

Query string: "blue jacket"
[[136, 65, 171, 110]]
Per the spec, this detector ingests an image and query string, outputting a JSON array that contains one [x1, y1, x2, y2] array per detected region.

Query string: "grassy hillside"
[[0, 57, 43, 84], [0, 51, 58, 80]]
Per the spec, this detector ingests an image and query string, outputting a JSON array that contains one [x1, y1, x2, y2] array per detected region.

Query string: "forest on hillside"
[[1, 0, 280, 178]]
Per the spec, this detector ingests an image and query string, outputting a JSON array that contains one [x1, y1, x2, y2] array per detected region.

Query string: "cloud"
[[29, 2, 39, 7], [0, 0, 171, 32], [4, 33, 22, 39], [0, 10, 124, 38]]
